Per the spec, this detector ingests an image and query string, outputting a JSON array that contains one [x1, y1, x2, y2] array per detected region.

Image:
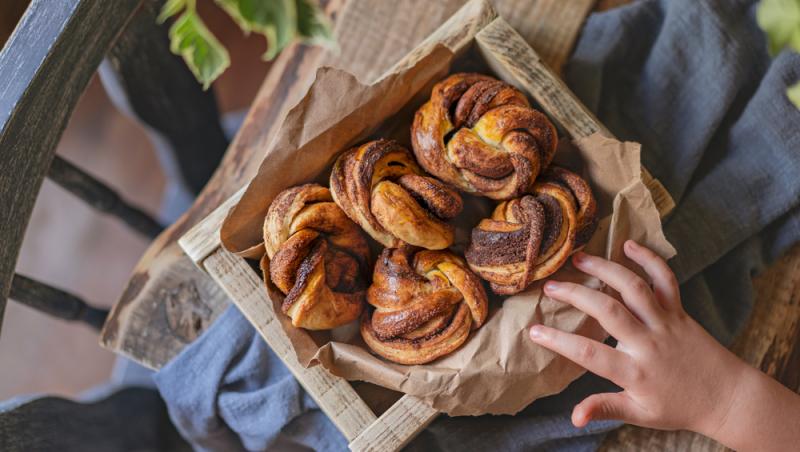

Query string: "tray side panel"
[[348, 394, 439, 452], [179, 187, 245, 263], [203, 247, 377, 441]]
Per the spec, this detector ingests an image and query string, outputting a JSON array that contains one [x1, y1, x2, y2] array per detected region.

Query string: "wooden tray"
[[179, 1, 674, 450]]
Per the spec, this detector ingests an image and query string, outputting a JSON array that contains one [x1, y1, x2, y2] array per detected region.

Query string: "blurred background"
[[0, 0, 268, 400]]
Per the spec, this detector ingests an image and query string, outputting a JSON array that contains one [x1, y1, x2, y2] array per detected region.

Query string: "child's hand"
[[529, 240, 746, 436], [529, 240, 800, 451]]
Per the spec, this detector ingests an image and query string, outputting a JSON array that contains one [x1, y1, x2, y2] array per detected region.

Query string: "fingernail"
[[573, 252, 590, 266], [544, 281, 561, 293], [625, 240, 639, 251], [529, 325, 545, 339]]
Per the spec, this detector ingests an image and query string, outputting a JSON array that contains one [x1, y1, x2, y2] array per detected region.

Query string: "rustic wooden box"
[[179, 1, 674, 450]]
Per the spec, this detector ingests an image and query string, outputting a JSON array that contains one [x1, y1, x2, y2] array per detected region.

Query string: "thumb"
[[572, 392, 635, 427]]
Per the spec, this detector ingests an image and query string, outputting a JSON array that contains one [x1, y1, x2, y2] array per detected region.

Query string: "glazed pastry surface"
[[331, 139, 463, 250], [263, 184, 370, 330], [412, 73, 558, 200], [361, 246, 489, 365], [466, 167, 598, 295]]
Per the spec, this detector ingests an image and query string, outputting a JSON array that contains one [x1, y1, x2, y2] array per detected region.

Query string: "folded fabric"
[[566, 0, 800, 344], [155, 0, 800, 450]]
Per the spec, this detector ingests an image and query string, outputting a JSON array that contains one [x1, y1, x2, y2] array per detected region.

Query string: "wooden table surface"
[[100, 1, 800, 450]]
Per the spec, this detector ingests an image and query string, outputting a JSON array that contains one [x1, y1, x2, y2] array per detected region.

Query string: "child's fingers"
[[529, 325, 631, 385], [571, 392, 638, 427], [572, 252, 664, 326], [624, 240, 681, 311], [543, 281, 645, 342]]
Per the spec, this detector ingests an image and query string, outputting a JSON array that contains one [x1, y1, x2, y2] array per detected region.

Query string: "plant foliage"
[[158, 0, 334, 89]]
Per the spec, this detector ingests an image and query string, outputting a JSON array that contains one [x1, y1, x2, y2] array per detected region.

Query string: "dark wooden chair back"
[[0, 1, 229, 449]]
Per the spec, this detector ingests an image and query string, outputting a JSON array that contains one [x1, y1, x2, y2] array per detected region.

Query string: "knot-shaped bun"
[[412, 73, 558, 200], [361, 247, 489, 365], [263, 184, 370, 330], [466, 167, 598, 295], [331, 139, 463, 250]]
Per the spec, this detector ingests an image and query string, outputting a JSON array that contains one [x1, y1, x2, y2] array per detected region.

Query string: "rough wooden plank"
[[0, 0, 143, 334], [348, 394, 439, 452], [178, 187, 245, 263], [202, 247, 377, 441], [475, 17, 675, 218], [493, 0, 595, 74], [100, 245, 230, 370]]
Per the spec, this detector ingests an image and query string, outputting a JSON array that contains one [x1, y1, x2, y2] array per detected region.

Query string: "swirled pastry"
[[361, 246, 489, 365], [263, 184, 370, 330], [411, 73, 558, 200], [330, 139, 463, 250], [465, 167, 598, 295]]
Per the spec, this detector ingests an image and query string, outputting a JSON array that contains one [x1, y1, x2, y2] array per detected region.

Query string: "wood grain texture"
[[493, 0, 595, 74], [0, 0, 143, 335], [203, 247, 377, 441], [348, 394, 439, 452], [179, 188, 245, 263], [101, 245, 229, 370]]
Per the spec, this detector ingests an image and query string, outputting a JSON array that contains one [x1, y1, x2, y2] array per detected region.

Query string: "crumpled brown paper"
[[221, 38, 675, 417]]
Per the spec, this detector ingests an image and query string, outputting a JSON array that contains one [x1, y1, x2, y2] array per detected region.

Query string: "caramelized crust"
[[330, 139, 463, 250], [465, 167, 598, 294], [361, 247, 489, 365], [411, 73, 558, 200], [263, 184, 370, 330]]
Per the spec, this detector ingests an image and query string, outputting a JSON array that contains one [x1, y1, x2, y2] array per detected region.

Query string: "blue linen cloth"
[[155, 0, 800, 450]]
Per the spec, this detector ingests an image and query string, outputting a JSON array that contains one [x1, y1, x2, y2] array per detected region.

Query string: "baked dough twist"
[[412, 73, 558, 200], [361, 247, 489, 365], [263, 184, 370, 330], [465, 167, 598, 295], [331, 139, 463, 250]]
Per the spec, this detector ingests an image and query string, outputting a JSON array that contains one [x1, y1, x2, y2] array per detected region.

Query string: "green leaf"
[[788, 82, 800, 108], [157, 0, 188, 24], [168, 11, 230, 90], [215, 0, 298, 60], [757, 0, 800, 56], [296, 0, 334, 47]]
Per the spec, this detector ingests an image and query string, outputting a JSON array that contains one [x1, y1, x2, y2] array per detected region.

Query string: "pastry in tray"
[[411, 72, 558, 200], [465, 166, 598, 295], [263, 184, 370, 330], [330, 139, 463, 250], [361, 246, 488, 365]]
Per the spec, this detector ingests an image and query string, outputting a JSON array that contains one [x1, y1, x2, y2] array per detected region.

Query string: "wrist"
[[689, 353, 751, 441]]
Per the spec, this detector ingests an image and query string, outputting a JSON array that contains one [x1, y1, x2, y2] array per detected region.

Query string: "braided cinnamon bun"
[[411, 73, 558, 200], [330, 139, 463, 250], [465, 167, 598, 295], [361, 246, 489, 365], [263, 184, 370, 330]]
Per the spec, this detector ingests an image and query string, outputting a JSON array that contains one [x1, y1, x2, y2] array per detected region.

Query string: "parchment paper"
[[220, 37, 674, 416]]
